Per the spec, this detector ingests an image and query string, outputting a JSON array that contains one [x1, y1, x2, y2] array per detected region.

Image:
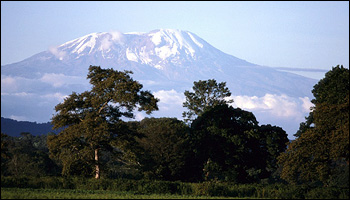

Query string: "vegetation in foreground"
[[1, 188, 245, 199], [1, 65, 349, 199], [1, 176, 349, 199]]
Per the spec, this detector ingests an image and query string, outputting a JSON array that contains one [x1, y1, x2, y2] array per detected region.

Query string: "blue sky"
[[1, 1, 349, 73]]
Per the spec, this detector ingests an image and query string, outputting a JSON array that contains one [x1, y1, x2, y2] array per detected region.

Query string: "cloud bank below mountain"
[[1, 29, 319, 139]]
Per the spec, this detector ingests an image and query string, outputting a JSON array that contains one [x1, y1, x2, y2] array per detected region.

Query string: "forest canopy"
[[1, 65, 348, 190]]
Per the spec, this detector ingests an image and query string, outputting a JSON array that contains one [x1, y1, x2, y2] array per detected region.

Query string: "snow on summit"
[[149, 29, 202, 58], [1, 28, 319, 139], [54, 29, 208, 64]]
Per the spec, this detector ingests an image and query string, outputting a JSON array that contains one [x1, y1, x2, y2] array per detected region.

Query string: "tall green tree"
[[182, 79, 233, 122], [189, 104, 262, 183], [278, 65, 349, 186], [48, 66, 159, 179], [136, 118, 190, 181], [183, 79, 288, 183]]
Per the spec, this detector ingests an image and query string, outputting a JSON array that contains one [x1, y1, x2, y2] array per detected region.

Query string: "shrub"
[[305, 187, 349, 199], [1, 176, 348, 199], [191, 182, 211, 196], [29, 176, 62, 189], [134, 180, 181, 194], [255, 183, 308, 199], [176, 181, 193, 195], [1, 176, 29, 188]]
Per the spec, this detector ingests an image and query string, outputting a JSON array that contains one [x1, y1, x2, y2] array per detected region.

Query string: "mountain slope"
[[1, 29, 316, 96], [1, 117, 60, 137], [1, 29, 318, 138]]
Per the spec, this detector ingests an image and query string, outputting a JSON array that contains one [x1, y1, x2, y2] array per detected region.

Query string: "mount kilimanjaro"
[[1, 29, 318, 138]]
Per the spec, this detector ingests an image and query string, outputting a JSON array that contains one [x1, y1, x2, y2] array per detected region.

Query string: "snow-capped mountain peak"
[[57, 32, 125, 57], [2, 28, 316, 98], [51, 29, 215, 66], [148, 29, 204, 56], [1, 29, 268, 84], [1, 28, 319, 138]]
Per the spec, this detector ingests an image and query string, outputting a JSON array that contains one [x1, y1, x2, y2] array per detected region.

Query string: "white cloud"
[[1, 75, 18, 92], [41, 92, 68, 102], [37, 93, 70, 110], [1, 74, 87, 124], [153, 89, 185, 107], [4, 92, 33, 97], [1, 92, 58, 123], [109, 31, 124, 42], [100, 31, 124, 51], [139, 80, 158, 86], [230, 93, 311, 119], [39, 73, 87, 88], [49, 46, 66, 60], [226, 93, 315, 139], [100, 38, 112, 51], [9, 115, 28, 122], [299, 96, 314, 113], [11, 92, 34, 97], [1, 75, 41, 93]]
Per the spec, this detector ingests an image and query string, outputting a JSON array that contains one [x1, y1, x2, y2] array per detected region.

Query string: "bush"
[[191, 182, 211, 196], [133, 180, 185, 195], [305, 187, 349, 199], [1, 176, 29, 188], [176, 181, 193, 195], [232, 184, 257, 197], [61, 177, 75, 189], [255, 183, 308, 199], [1, 176, 348, 199], [28, 176, 62, 189], [190, 182, 256, 197], [110, 179, 138, 191]]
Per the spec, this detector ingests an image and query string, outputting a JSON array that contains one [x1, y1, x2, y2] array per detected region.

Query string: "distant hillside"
[[1, 117, 61, 137], [1, 29, 318, 139]]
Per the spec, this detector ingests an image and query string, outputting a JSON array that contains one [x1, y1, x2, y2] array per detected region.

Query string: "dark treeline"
[[1, 117, 62, 137], [1, 65, 349, 198], [0, 115, 287, 183]]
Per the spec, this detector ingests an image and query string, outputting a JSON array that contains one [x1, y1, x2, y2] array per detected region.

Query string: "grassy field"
[[2, 176, 348, 199], [1, 188, 253, 199]]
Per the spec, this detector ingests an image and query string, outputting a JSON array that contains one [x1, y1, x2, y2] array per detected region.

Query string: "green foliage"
[[257, 125, 289, 179], [294, 112, 314, 138], [278, 65, 349, 186], [183, 79, 233, 122], [304, 187, 350, 199], [3, 67, 350, 199], [1, 133, 10, 175], [2, 76, 286, 186], [1, 133, 60, 177], [48, 66, 159, 178], [135, 118, 191, 181], [312, 65, 349, 105], [188, 104, 288, 183], [0, 187, 242, 199], [3, 176, 348, 199]]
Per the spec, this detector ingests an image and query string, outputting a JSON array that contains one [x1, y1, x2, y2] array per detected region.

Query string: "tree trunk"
[[95, 148, 100, 179]]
